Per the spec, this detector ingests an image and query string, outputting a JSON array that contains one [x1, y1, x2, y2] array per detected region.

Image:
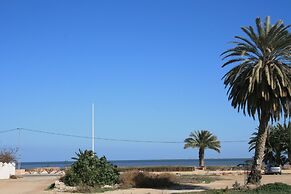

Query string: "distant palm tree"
[[222, 16, 291, 184], [184, 130, 220, 167]]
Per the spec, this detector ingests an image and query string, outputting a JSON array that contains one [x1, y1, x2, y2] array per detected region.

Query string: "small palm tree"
[[184, 130, 221, 167], [222, 16, 291, 184], [276, 123, 291, 164]]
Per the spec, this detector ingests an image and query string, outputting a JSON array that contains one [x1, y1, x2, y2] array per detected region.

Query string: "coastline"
[[19, 158, 251, 169]]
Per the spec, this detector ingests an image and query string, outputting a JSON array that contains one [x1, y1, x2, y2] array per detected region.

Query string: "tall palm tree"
[[222, 16, 291, 184], [184, 130, 220, 167]]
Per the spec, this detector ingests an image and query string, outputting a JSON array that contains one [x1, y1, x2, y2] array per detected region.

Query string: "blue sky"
[[0, 0, 290, 162]]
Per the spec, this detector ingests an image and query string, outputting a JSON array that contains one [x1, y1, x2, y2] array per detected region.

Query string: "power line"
[[20, 128, 183, 144], [0, 128, 18, 134], [17, 128, 248, 144]]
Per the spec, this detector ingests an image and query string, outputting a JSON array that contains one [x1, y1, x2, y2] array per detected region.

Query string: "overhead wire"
[[15, 128, 248, 144], [0, 128, 19, 134]]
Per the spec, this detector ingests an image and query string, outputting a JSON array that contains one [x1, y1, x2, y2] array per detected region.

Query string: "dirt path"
[[0, 176, 60, 194], [0, 174, 291, 194]]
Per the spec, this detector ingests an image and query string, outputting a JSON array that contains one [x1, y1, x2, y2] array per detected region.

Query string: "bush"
[[0, 148, 17, 163], [62, 149, 119, 187], [120, 171, 177, 188], [256, 182, 291, 193]]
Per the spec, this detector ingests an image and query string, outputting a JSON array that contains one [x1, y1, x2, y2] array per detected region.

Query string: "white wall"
[[0, 162, 15, 179]]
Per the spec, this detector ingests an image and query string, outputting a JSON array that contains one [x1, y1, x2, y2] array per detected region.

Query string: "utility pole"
[[92, 104, 95, 153], [17, 128, 21, 169]]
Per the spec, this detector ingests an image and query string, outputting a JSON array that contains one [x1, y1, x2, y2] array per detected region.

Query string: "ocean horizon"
[[19, 158, 251, 169]]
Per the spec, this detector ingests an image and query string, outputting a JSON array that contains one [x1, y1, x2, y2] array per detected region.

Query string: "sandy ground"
[[0, 173, 291, 194]]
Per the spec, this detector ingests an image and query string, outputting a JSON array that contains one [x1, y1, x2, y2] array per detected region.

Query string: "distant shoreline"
[[21, 157, 250, 163], [19, 158, 251, 169]]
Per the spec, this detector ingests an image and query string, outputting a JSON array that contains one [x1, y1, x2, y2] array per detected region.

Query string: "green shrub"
[[62, 149, 119, 187], [256, 182, 291, 193], [120, 171, 177, 188]]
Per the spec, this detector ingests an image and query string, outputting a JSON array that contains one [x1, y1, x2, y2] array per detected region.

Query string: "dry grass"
[[120, 171, 177, 189]]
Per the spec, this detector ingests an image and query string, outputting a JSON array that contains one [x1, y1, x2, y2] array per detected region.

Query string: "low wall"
[[0, 162, 15, 179]]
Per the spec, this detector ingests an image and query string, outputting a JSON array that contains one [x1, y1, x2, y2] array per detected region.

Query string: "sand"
[[0, 172, 291, 194]]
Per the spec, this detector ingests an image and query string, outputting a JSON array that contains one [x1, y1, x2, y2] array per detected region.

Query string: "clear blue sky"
[[0, 0, 290, 162]]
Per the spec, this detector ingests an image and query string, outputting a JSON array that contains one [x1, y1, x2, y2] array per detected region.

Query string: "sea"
[[20, 158, 251, 169]]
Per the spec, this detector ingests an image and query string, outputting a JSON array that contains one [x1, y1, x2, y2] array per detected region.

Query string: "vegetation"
[[249, 126, 287, 166], [62, 149, 119, 187], [221, 16, 291, 184], [118, 165, 245, 172], [249, 124, 289, 166], [178, 174, 222, 184], [277, 122, 291, 164], [119, 166, 196, 172], [184, 130, 221, 167], [75, 185, 115, 193], [205, 166, 244, 171], [120, 171, 177, 188], [119, 171, 219, 189], [0, 148, 17, 163], [177, 183, 291, 194]]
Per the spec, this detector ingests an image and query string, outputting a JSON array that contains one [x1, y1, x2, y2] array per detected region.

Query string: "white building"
[[0, 162, 15, 179]]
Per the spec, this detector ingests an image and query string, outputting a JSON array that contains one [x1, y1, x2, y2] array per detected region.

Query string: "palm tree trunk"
[[288, 148, 291, 165], [288, 127, 291, 164], [247, 113, 269, 184], [199, 148, 205, 167]]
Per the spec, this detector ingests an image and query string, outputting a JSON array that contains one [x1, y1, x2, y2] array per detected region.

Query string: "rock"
[[40, 170, 48, 175], [102, 185, 113, 189], [54, 180, 77, 192], [55, 171, 65, 175], [247, 184, 259, 190], [49, 170, 56, 174]]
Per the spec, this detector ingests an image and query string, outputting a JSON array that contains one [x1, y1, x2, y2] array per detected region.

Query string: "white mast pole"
[[92, 103, 95, 153]]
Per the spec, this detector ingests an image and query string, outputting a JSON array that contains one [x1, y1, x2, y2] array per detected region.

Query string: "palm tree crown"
[[222, 16, 291, 121], [184, 130, 221, 152]]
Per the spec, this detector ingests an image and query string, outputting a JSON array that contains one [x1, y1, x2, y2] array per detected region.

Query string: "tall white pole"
[[92, 103, 95, 153], [17, 128, 21, 169]]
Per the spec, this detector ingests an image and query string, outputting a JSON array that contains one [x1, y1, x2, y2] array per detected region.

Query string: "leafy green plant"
[[62, 149, 119, 187]]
